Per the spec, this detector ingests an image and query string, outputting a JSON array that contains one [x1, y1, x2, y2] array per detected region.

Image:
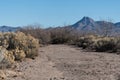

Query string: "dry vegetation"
[[1, 24, 120, 80], [0, 32, 39, 68], [20, 26, 83, 45], [20, 25, 120, 54]]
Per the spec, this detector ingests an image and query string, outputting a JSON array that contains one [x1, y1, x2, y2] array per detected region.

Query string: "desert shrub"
[[17, 24, 120, 54], [0, 47, 15, 68], [0, 32, 39, 68], [50, 37, 69, 44], [13, 48, 26, 61], [0, 32, 39, 61], [8, 32, 39, 59], [19, 25, 82, 45], [25, 48, 38, 59], [92, 37, 117, 52], [19, 26, 51, 44], [75, 35, 120, 52], [50, 28, 69, 44], [75, 35, 97, 49], [112, 38, 120, 53], [49, 27, 80, 44]]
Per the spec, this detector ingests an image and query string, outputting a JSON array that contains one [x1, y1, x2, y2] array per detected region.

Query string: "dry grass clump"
[[0, 32, 39, 68]]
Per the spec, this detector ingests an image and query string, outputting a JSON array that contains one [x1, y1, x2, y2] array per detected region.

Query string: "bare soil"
[[4, 45, 120, 80]]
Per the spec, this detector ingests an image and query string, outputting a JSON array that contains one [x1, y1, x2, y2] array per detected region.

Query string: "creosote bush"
[[0, 32, 39, 68]]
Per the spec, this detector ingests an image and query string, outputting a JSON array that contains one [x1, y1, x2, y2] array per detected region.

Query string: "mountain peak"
[[80, 16, 94, 24], [82, 16, 92, 20], [72, 16, 98, 30]]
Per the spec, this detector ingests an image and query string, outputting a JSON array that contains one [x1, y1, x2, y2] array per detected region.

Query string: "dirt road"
[[6, 45, 120, 80]]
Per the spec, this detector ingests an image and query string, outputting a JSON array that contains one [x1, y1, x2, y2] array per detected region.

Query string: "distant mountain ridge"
[[1, 17, 120, 33], [115, 22, 120, 28], [71, 16, 120, 31], [0, 26, 20, 32]]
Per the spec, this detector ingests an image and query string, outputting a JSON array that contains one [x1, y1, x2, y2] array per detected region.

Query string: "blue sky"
[[0, 0, 120, 28]]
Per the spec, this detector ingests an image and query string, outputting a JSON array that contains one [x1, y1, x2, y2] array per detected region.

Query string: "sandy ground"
[[3, 45, 120, 80]]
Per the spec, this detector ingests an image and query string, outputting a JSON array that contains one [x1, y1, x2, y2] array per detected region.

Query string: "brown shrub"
[[19, 25, 82, 45], [49, 27, 81, 44], [19, 26, 51, 44]]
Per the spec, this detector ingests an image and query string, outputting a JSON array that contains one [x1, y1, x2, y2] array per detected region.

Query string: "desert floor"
[[4, 45, 120, 80]]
